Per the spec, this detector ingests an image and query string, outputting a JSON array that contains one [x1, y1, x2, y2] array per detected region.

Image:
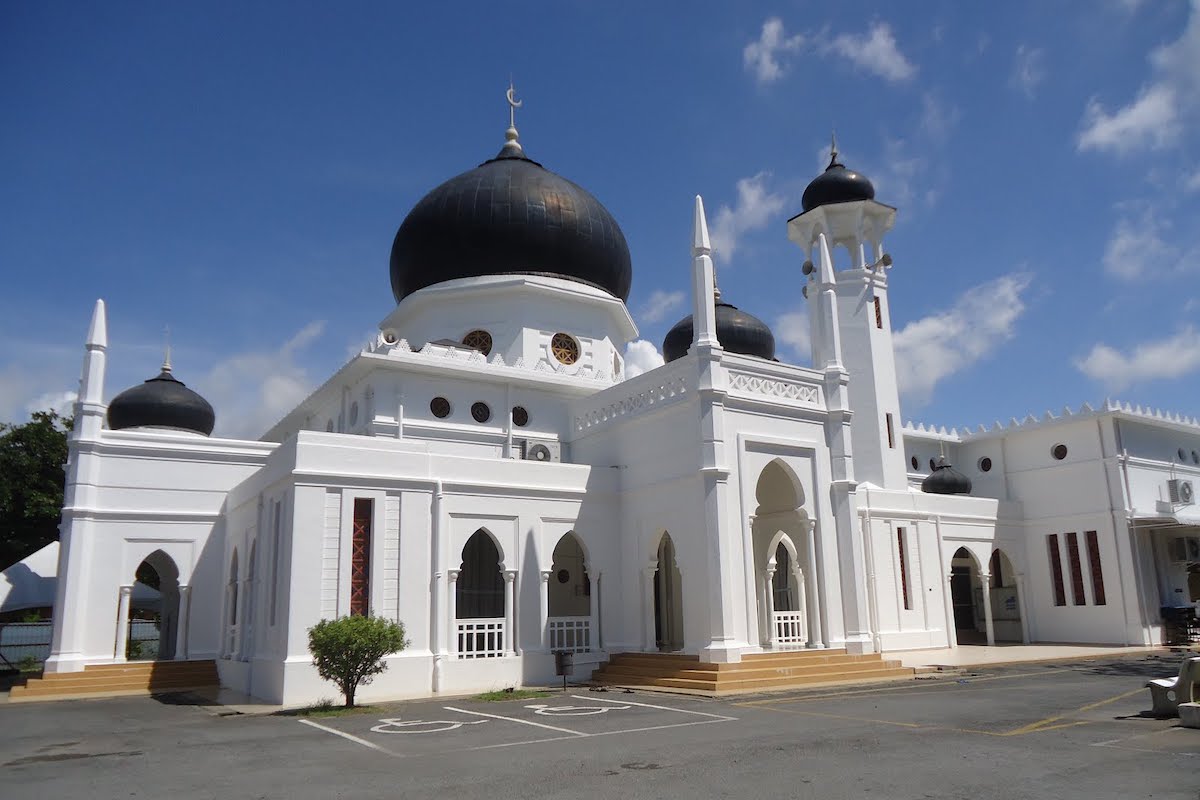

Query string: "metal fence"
[[0, 620, 162, 669]]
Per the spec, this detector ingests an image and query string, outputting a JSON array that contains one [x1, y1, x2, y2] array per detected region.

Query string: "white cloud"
[[775, 309, 811, 363], [918, 93, 960, 143], [1102, 211, 1178, 279], [1077, 1, 1200, 153], [893, 273, 1032, 405], [623, 340, 664, 379], [743, 18, 805, 84], [199, 321, 326, 439], [1010, 45, 1045, 98], [1076, 326, 1200, 390], [637, 290, 686, 325], [824, 22, 916, 83], [25, 390, 78, 417], [710, 172, 786, 263], [1184, 168, 1200, 192]]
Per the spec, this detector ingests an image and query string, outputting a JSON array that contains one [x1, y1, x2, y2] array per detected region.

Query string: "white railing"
[[547, 617, 591, 653], [773, 611, 806, 645], [457, 618, 505, 659]]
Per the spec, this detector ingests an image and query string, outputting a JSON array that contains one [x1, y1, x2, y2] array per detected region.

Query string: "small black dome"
[[921, 456, 972, 495], [662, 301, 776, 363], [389, 138, 632, 303], [801, 151, 875, 213], [107, 367, 215, 436]]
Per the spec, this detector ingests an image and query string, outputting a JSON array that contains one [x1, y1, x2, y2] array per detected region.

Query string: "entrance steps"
[[590, 649, 913, 694], [9, 660, 219, 702]]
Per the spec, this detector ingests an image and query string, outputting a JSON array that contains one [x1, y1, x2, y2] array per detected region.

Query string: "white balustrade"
[[547, 617, 591, 653], [772, 611, 807, 646], [456, 618, 505, 659]]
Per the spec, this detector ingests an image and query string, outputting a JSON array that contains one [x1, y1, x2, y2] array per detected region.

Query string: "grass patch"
[[283, 698, 379, 718], [474, 688, 553, 702]]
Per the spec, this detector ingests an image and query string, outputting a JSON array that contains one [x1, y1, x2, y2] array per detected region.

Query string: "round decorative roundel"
[[512, 406, 529, 427], [978, 457, 993, 473], [928, 458, 938, 472], [557, 569, 570, 584], [462, 329, 492, 356], [551, 332, 579, 365], [910, 456, 919, 471], [1052, 443, 1068, 460], [430, 397, 451, 419], [471, 402, 491, 423]]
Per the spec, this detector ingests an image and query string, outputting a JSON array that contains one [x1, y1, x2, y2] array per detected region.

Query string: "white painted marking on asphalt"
[[371, 718, 488, 734], [573, 695, 737, 721], [442, 705, 588, 736], [524, 703, 630, 716], [298, 718, 394, 755]]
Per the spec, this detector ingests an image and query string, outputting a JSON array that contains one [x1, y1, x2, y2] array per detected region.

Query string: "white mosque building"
[[36, 99, 1200, 704]]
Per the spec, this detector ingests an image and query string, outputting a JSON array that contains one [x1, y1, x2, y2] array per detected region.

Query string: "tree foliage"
[[307, 615, 407, 707], [0, 411, 71, 569]]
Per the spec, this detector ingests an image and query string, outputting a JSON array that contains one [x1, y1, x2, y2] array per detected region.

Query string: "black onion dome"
[[107, 367, 215, 436], [801, 151, 876, 213], [389, 138, 632, 303], [921, 456, 972, 495], [662, 302, 776, 363]]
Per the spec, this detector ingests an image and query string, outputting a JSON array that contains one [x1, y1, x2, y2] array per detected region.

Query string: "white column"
[[642, 565, 658, 652], [944, 574, 958, 648], [792, 566, 806, 641], [174, 585, 190, 661], [539, 569, 552, 652], [503, 570, 517, 657], [447, 569, 460, 657], [1015, 572, 1032, 645], [980, 570, 996, 647], [586, 569, 599, 653], [804, 520, 822, 648], [764, 567, 777, 647], [114, 585, 133, 662]]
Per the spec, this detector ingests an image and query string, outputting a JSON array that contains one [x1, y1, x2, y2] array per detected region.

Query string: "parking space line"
[[752, 703, 922, 728], [1003, 688, 1143, 735], [573, 695, 737, 721], [442, 706, 588, 736], [297, 718, 396, 755]]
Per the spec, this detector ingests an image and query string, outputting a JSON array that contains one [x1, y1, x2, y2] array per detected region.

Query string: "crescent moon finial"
[[506, 81, 522, 130]]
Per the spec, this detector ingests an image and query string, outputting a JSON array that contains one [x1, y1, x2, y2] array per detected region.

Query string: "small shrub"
[[307, 615, 407, 708]]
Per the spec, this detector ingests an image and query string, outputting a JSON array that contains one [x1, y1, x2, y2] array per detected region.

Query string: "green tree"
[[0, 411, 71, 569], [307, 615, 407, 707]]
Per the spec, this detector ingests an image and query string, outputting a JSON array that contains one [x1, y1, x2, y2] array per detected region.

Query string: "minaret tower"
[[789, 135, 905, 490]]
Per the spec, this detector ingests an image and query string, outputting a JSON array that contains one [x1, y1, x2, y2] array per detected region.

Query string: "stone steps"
[[590, 650, 914, 694], [10, 660, 219, 702]]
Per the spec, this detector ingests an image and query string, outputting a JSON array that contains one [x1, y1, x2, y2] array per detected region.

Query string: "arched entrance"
[[988, 548, 1025, 643], [653, 533, 683, 652], [126, 550, 180, 661], [950, 547, 986, 644], [455, 529, 506, 658], [547, 532, 592, 653], [752, 460, 820, 649]]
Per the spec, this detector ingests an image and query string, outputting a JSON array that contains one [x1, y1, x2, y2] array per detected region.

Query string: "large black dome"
[[107, 367, 215, 436], [389, 137, 632, 303], [662, 301, 776, 363], [801, 150, 875, 213]]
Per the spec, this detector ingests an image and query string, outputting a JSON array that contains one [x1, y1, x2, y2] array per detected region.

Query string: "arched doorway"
[[753, 460, 820, 649], [127, 550, 180, 661], [547, 532, 591, 653], [654, 533, 683, 651], [950, 547, 985, 644], [989, 548, 1024, 643], [456, 529, 505, 658]]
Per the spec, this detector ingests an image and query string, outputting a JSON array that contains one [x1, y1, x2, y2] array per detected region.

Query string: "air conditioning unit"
[[514, 438, 561, 463], [1168, 478, 1195, 505]]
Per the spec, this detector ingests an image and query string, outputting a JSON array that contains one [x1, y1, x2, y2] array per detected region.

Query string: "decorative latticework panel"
[[350, 499, 372, 616]]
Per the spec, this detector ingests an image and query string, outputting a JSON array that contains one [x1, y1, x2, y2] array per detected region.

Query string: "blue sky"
[[3, 1, 1199, 437]]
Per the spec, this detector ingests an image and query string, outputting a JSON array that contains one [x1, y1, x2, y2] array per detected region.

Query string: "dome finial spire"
[[829, 129, 841, 168], [162, 325, 172, 373], [504, 79, 524, 154]]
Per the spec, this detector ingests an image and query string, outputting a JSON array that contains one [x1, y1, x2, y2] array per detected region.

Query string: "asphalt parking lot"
[[1, 653, 1197, 799]]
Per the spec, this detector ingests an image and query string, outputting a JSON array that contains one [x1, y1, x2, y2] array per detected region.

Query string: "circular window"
[[471, 402, 491, 423], [557, 569, 570, 584], [551, 332, 580, 365], [910, 455, 919, 471], [1179, 447, 1188, 462], [349, 401, 359, 426], [929, 458, 938, 472], [462, 329, 492, 356], [1052, 443, 1068, 460], [512, 406, 529, 427], [978, 457, 993, 473], [430, 397, 451, 419]]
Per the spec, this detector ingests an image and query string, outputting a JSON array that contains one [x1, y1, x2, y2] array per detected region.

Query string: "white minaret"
[[690, 195, 719, 349], [790, 137, 905, 491], [74, 299, 108, 441]]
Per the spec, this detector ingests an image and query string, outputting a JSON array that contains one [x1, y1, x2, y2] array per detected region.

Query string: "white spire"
[[691, 195, 720, 349], [86, 299, 107, 350], [504, 81, 524, 154], [162, 325, 172, 373], [693, 194, 711, 256]]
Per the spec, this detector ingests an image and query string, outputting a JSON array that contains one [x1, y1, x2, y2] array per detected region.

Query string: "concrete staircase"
[[590, 649, 913, 694], [9, 660, 219, 702]]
